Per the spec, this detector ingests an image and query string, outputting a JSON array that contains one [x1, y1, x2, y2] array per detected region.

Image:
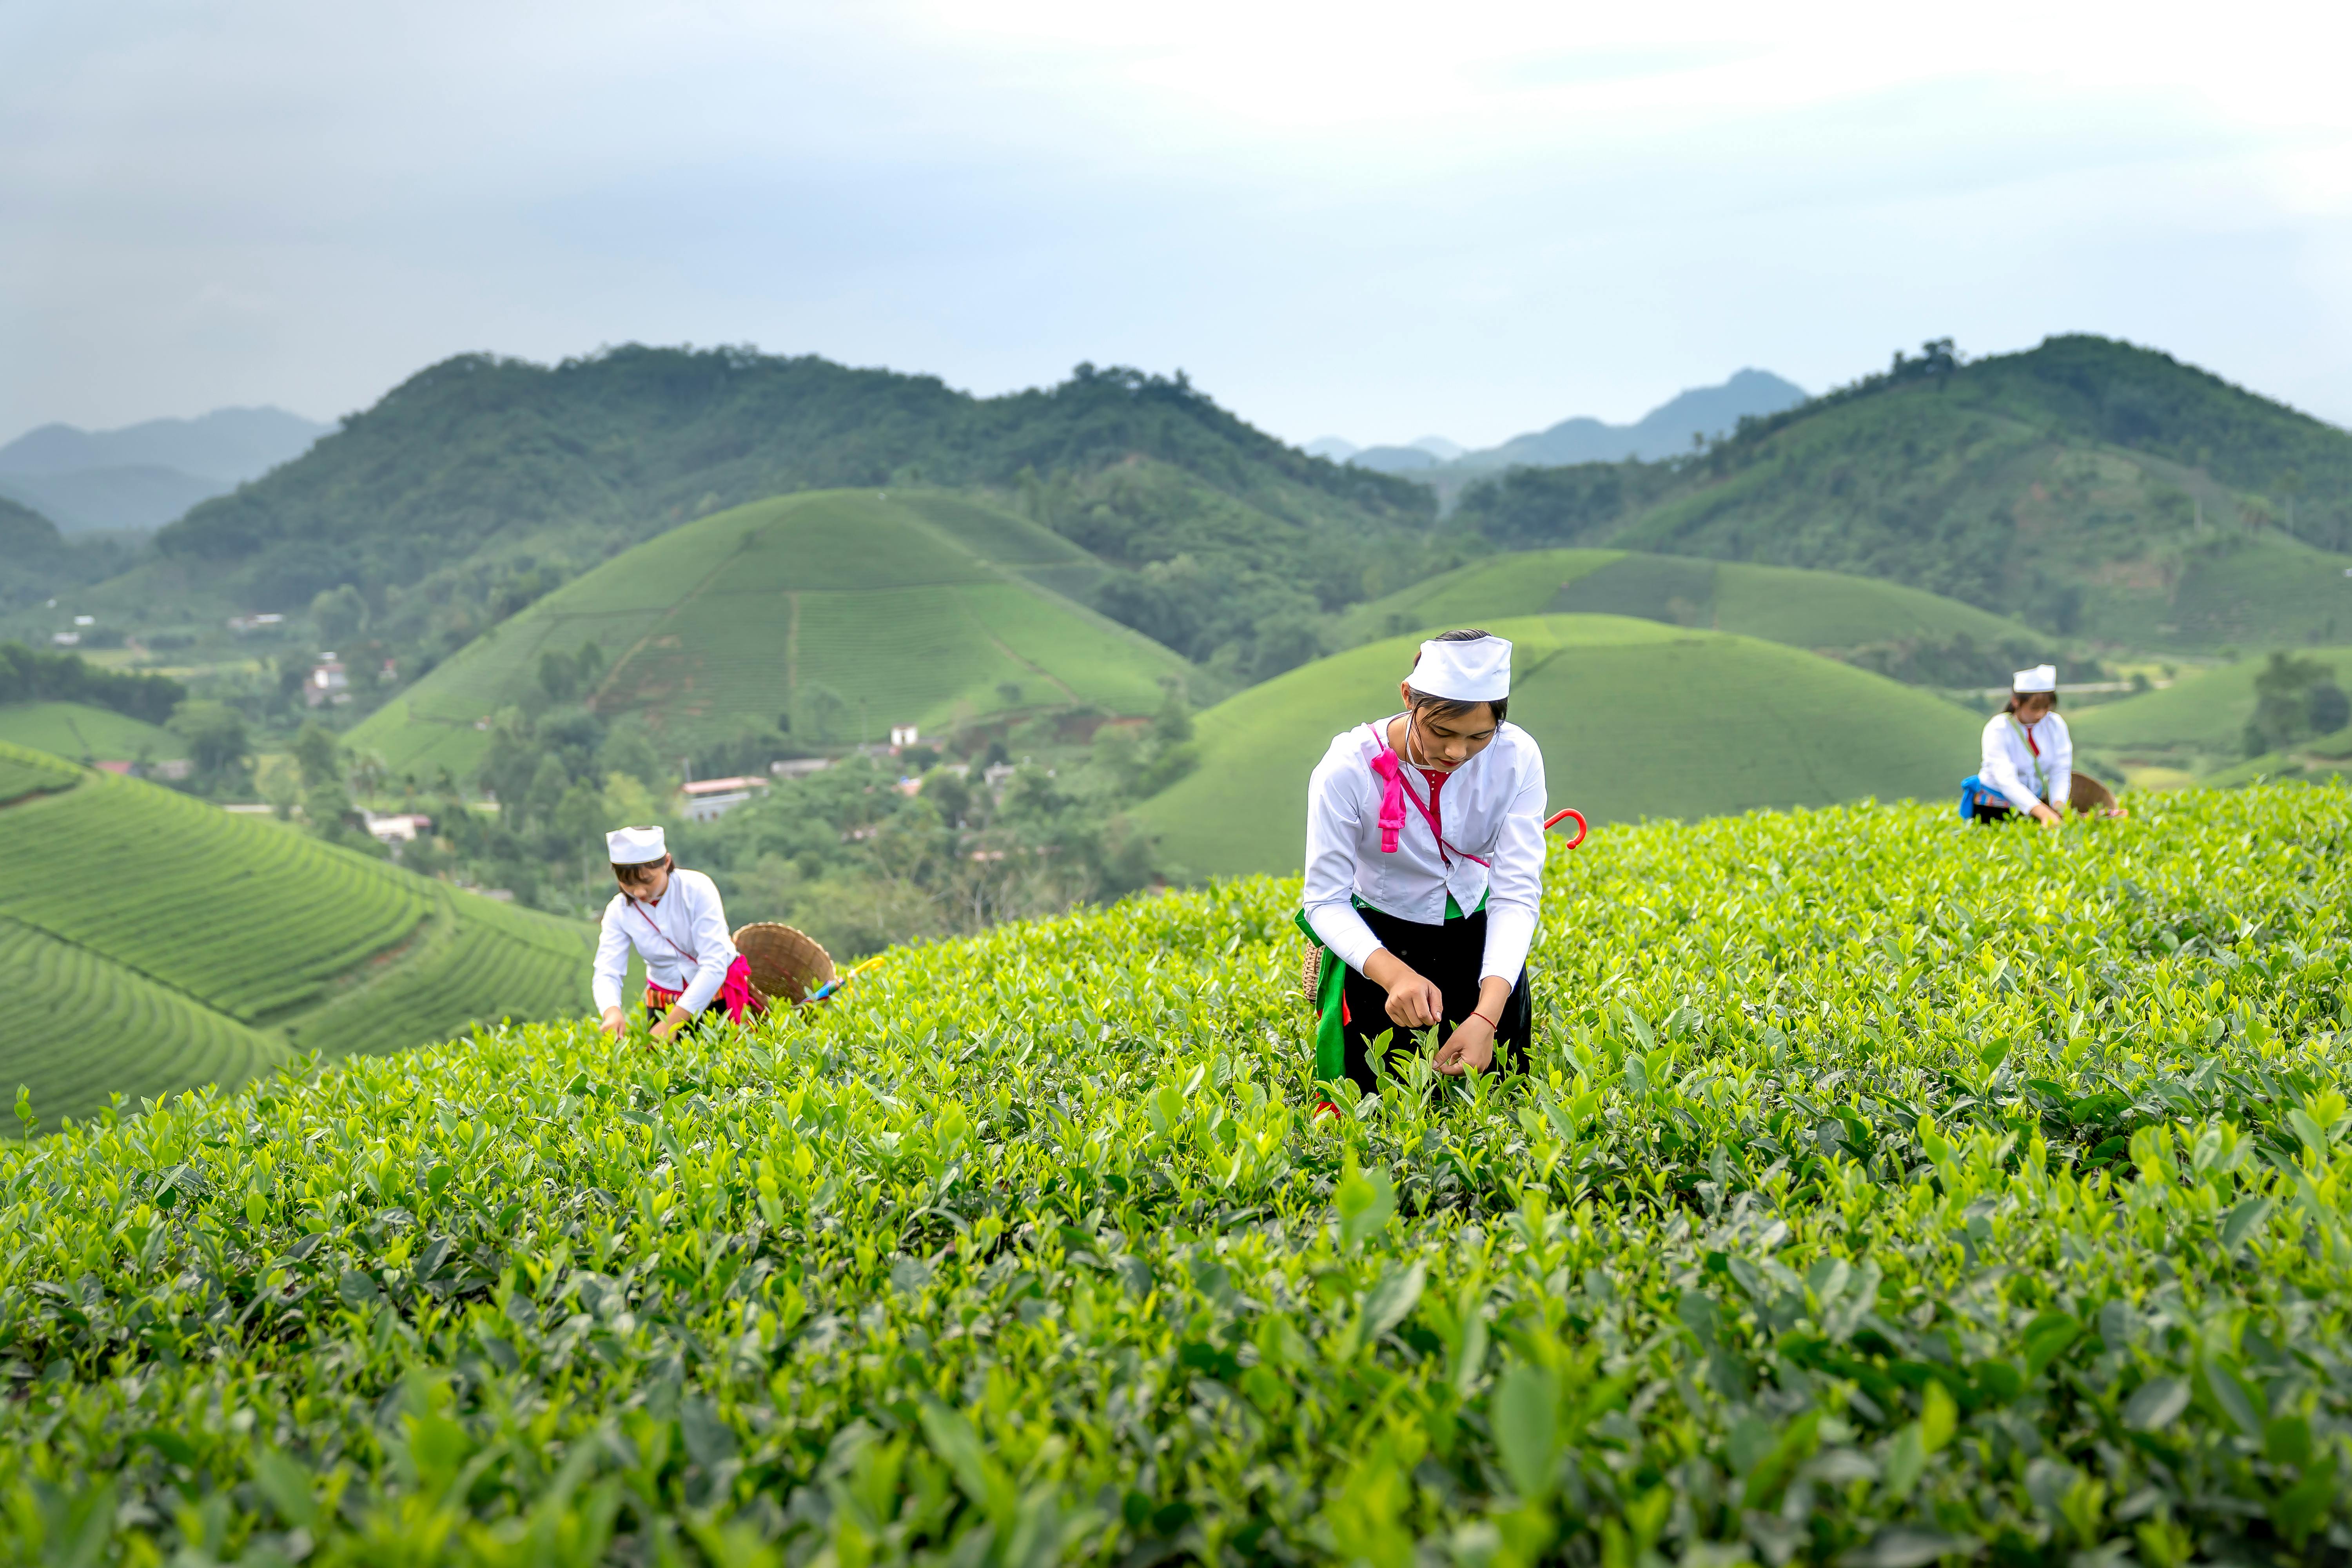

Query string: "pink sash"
[[630, 899, 763, 1021], [1366, 728, 1490, 869]]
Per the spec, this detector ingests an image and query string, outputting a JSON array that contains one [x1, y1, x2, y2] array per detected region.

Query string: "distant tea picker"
[[1962, 664, 2126, 825], [594, 826, 763, 1042], [1298, 629, 1559, 1115]]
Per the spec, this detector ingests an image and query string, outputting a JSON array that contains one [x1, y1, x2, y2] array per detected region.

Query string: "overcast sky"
[[5, 0, 2350, 449]]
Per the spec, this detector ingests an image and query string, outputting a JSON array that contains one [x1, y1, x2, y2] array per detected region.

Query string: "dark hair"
[[612, 854, 675, 885], [2005, 691, 2060, 713], [1407, 629, 1509, 726]]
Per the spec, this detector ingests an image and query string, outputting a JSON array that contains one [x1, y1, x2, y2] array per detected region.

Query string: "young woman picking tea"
[[1298, 630, 1548, 1110], [1963, 664, 2125, 824], [592, 826, 762, 1042]]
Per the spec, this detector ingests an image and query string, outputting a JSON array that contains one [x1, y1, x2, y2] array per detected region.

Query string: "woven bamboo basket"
[[1300, 946, 1322, 1008], [732, 922, 836, 1006]]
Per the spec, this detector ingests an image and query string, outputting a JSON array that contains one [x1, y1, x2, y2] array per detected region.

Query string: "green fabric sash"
[[1296, 891, 1489, 1089]]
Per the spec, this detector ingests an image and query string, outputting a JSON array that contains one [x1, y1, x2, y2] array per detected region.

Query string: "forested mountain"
[[0, 407, 328, 533], [124, 348, 1433, 681], [1455, 368, 1808, 469], [0, 496, 138, 613], [1454, 336, 2352, 649]]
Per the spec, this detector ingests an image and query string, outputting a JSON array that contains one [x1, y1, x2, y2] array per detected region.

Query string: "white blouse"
[[1302, 716, 1548, 986], [591, 869, 738, 1014], [1980, 711, 2072, 815]]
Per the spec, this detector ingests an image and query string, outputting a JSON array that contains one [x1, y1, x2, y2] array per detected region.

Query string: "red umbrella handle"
[[1544, 807, 1588, 848]]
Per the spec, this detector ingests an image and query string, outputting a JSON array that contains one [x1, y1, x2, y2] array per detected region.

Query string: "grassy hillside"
[[1336, 548, 2043, 664], [2069, 648, 2352, 781], [348, 490, 1204, 779], [1134, 614, 1982, 876], [0, 743, 593, 1128], [0, 700, 185, 762], [1459, 336, 2352, 652], [4, 788, 2347, 1565]]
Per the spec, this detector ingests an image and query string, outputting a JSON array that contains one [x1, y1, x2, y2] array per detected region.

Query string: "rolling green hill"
[[1334, 548, 2047, 669], [1133, 613, 1982, 876], [1455, 336, 2352, 653], [0, 700, 185, 763], [47, 352, 1430, 682], [348, 489, 1205, 779], [2069, 649, 2352, 780], [0, 743, 594, 1129]]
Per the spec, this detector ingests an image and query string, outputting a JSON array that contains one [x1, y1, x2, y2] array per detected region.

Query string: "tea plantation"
[[0, 744, 597, 1128], [1136, 615, 1980, 875], [5, 785, 2352, 1566]]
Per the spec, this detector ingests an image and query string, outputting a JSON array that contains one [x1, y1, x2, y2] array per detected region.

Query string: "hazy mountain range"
[[0, 407, 327, 532], [1315, 369, 1809, 475]]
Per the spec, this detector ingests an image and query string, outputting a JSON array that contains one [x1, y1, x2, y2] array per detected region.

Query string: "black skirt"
[[1336, 902, 1532, 1096]]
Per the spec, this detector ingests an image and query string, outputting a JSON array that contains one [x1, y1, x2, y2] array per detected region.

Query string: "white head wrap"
[[606, 824, 667, 863], [2012, 664, 2058, 694], [1411, 635, 1512, 703]]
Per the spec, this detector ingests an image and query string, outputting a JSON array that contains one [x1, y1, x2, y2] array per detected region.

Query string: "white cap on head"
[[1412, 634, 1512, 703], [606, 825, 666, 863], [2012, 664, 2058, 694]]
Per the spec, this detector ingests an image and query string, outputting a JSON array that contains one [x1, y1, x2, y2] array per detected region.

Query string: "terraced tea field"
[[0, 917, 285, 1127], [0, 743, 597, 1128], [3, 785, 2347, 1564], [0, 743, 77, 806]]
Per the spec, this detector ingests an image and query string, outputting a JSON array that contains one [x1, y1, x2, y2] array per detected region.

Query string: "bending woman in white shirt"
[[592, 825, 762, 1042], [1965, 664, 2122, 824], [1297, 630, 1547, 1109]]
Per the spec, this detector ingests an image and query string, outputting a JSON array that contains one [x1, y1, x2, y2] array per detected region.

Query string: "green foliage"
[[1021, 457, 1458, 672], [0, 495, 133, 613], [1452, 461, 1681, 550], [0, 641, 185, 724], [166, 699, 254, 792], [5, 787, 2352, 1564], [310, 583, 370, 648], [682, 745, 1175, 961], [1137, 614, 1982, 876], [2244, 652, 2351, 758], [292, 720, 344, 788]]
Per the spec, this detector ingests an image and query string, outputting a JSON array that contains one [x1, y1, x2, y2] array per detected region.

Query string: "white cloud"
[[1, 0, 2347, 444]]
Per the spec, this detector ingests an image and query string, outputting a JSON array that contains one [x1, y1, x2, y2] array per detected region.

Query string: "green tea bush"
[[0, 742, 78, 807], [5, 786, 2352, 1566]]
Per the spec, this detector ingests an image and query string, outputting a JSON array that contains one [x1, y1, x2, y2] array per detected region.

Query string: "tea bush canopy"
[[4, 785, 2350, 1564], [0, 742, 594, 1128], [347, 490, 1203, 780], [1132, 613, 1983, 877]]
